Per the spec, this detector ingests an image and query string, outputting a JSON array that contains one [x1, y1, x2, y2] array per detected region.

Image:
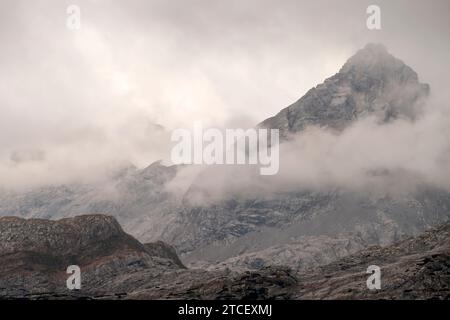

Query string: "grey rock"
[[1, 215, 449, 300], [260, 43, 429, 137]]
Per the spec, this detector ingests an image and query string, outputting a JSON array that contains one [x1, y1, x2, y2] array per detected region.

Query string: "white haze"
[[166, 96, 450, 203], [0, 0, 450, 190]]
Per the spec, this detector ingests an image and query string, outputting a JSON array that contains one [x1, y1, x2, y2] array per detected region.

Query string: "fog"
[[165, 99, 450, 205], [0, 0, 449, 189]]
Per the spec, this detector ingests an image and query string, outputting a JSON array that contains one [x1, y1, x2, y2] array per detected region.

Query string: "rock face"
[[0, 215, 184, 299], [144, 241, 185, 269], [293, 220, 450, 299], [174, 187, 450, 272], [260, 43, 429, 137], [0, 214, 449, 300]]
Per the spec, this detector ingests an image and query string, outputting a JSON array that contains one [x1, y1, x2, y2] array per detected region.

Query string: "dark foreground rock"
[[0, 214, 449, 299]]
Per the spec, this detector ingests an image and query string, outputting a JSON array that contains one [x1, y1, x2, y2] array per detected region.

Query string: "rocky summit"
[[260, 43, 430, 137], [0, 214, 449, 300]]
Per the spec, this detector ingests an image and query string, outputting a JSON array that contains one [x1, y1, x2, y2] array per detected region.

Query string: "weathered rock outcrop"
[[1, 214, 449, 300], [0, 215, 184, 298], [293, 220, 450, 299]]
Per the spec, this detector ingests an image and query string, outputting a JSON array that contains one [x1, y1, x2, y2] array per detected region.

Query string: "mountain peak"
[[352, 42, 389, 57], [347, 43, 390, 63], [363, 42, 388, 52], [339, 43, 419, 84], [260, 43, 429, 137]]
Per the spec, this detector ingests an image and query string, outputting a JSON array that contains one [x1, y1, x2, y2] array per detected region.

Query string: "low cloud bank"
[[167, 98, 450, 204]]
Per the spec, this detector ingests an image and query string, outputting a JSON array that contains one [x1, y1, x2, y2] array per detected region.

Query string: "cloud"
[[0, 0, 449, 189], [168, 97, 450, 205]]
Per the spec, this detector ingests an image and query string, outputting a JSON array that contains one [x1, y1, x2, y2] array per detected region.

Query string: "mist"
[[166, 91, 450, 204], [1, 0, 450, 190]]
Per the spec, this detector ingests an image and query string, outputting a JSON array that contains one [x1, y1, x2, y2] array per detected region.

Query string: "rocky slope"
[[0, 215, 184, 298], [176, 187, 450, 271], [163, 43, 450, 269], [0, 214, 449, 299], [293, 220, 450, 299]]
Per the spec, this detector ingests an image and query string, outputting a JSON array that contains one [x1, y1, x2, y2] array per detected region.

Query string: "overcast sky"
[[0, 0, 449, 188]]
